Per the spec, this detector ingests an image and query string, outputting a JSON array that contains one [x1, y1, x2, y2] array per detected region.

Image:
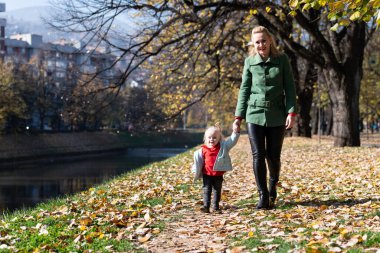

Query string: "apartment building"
[[0, 2, 133, 131], [5, 34, 117, 83]]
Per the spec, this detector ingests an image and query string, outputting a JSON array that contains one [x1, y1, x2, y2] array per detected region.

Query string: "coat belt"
[[254, 100, 273, 107]]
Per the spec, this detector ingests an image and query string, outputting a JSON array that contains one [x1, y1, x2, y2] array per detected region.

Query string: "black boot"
[[267, 158, 280, 209], [254, 164, 269, 209], [256, 190, 269, 209], [269, 180, 277, 209]]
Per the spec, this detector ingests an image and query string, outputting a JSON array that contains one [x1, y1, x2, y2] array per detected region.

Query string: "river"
[[0, 148, 187, 213]]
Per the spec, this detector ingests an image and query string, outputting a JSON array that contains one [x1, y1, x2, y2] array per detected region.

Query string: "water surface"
[[0, 148, 186, 212]]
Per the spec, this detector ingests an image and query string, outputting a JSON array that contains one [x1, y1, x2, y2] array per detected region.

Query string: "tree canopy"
[[289, 0, 380, 29], [46, 0, 378, 146]]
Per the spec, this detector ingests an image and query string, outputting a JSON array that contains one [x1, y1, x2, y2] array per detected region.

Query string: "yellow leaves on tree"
[[289, 0, 380, 28]]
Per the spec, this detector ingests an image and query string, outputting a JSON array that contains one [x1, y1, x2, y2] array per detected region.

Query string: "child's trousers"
[[202, 174, 224, 210]]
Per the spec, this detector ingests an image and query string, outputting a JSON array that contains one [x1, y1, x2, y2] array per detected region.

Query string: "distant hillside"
[[0, 6, 133, 43], [0, 6, 76, 42]]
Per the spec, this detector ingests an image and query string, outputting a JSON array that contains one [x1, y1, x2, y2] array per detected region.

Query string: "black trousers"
[[247, 123, 285, 194], [202, 174, 224, 209]]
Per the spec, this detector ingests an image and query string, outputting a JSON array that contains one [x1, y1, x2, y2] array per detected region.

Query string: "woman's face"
[[252, 32, 271, 58]]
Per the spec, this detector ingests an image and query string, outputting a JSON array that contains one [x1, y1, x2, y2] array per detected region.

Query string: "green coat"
[[234, 53, 297, 127]]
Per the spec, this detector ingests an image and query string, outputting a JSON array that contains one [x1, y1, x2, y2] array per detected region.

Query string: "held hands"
[[233, 119, 241, 133], [285, 115, 296, 129]]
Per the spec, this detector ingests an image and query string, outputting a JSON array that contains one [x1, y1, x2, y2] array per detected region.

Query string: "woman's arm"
[[282, 54, 297, 129]]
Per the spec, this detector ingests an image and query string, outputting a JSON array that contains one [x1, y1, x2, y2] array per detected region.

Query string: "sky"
[[2, 0, 50, 11]]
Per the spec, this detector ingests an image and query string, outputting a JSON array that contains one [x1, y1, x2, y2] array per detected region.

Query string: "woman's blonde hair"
[[248, 26, 281, 57], [203, 123, 224, 145]]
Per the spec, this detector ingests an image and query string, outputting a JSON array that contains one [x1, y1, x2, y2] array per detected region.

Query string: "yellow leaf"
[[250, 9, 258, 15], [289, 10, 297, 16], [289, 0, 299, 9], [79, 217, 92, 226], [320, 0, 328, 7], [373, 0, 380, 8], [349, 11, 361, 21], [96, 189, 105, 195], [306, 246, 324, 253], [330, 1, 344, 11], [302, 3, 311, 11], [339, 19, 351, 26], [166, 196, 172, 204], [363, 14, 372, 22], [330, 23, 339, 31], [266, 7, 272, 13]]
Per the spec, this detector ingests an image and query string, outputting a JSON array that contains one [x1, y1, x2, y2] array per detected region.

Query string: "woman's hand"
[[233, 119, 241, 133], [285, 115, 296, 129]]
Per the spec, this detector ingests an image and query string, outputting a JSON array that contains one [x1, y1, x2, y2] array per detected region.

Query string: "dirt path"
[[141, 135, 380, 253], [142, 136, 256, 253]]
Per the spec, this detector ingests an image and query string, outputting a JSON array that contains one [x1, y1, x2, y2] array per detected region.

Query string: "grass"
[[142, 197, 166, 207], [174, 183, 191, 193], [231, 232, 294, 252], [363, 231, 380, 247]]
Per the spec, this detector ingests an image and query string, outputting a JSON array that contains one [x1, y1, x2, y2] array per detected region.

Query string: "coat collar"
[[248, 54, 280, 65]]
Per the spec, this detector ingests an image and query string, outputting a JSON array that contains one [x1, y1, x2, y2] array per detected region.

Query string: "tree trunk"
[[296, 62, 316, 137], [312, 107, 318, 135], [285, 50, 314, 137], [326, 102, 333, 135], [322, 22, 365, 146], [325, 69, 361, 146]]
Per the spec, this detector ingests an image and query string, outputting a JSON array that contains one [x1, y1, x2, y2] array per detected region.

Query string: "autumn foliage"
[[0, 134, 379, 252]]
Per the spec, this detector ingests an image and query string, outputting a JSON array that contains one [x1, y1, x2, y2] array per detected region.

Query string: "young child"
[[192, 124, 240, 213]]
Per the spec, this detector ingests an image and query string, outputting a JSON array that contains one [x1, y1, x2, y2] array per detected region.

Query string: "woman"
[[233, 26, 297, 209]]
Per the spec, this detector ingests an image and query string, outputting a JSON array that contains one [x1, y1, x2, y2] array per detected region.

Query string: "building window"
[[56, 72, 66, 78], [56, 61, 67, 69], [47, 60, 55, 67]]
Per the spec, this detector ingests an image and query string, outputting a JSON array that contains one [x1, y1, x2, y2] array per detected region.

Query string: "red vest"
[[201, 143, 225, 176]]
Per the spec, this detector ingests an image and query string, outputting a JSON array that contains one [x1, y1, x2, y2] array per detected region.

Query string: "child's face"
[[205, 129, 221, 148]]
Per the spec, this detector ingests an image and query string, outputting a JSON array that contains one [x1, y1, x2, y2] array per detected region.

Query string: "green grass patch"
[[142, 197, 166, 207], [175, 184, 190, 193], [231, 232, 294, 252], [347, 249, 363, 253], [362, 231, 380, 247]]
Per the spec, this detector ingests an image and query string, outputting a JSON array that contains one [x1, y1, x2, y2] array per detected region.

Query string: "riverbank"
[[0, 130, 203, 165], [0, 134, 379, 252]]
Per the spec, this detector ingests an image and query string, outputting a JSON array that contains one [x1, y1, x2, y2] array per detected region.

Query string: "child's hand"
[[233, 119, 241, 133]]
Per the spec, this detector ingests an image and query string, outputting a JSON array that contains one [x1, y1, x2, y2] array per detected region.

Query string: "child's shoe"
[[200, 207, 210, 213]]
